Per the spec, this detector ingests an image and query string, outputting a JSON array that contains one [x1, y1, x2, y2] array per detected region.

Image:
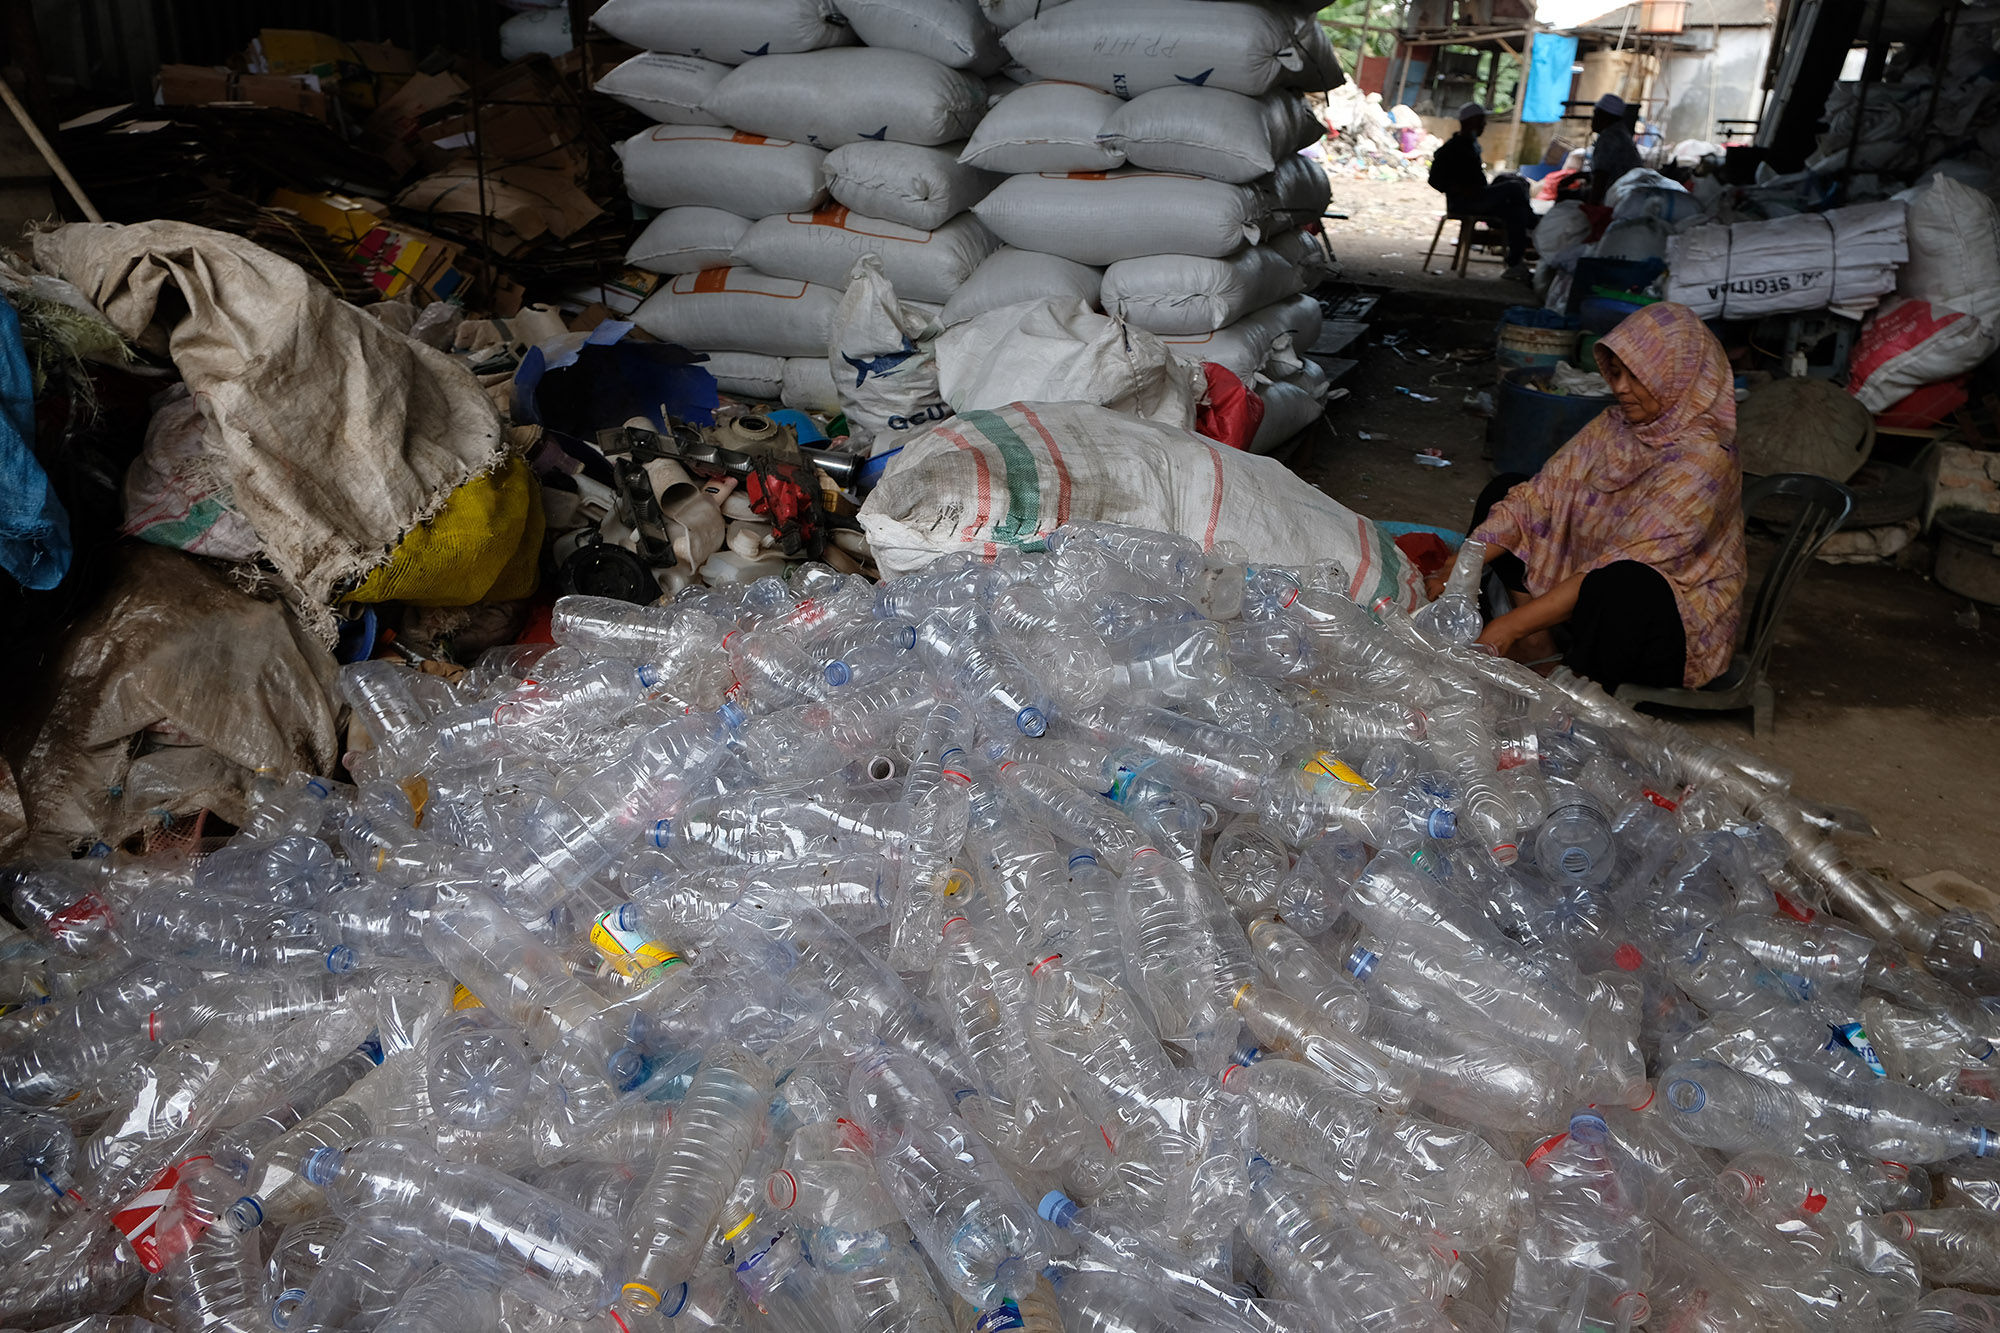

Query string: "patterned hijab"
[[1587, 301, 1736, 490]]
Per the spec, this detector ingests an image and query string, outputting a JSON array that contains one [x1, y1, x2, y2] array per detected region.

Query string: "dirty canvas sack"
[[619, 126, 828, 215], [973, 169, 1268, 265], [830, 0, 1003, 69], [831, 255, 951, 446], [823, 141, 999, 230], [1101, 245, 1306, 335], [626, 207, 753, 274], [1848, 296, 1994, 413], [703, 351, 790, 398], [733, 208, 998, 304], [942, 247, 1102, 326], [704, 50, 988, 148], [958, 82, 1126, 173], [36, 220, 506, 637], [591, 0, 855, 61], [935, 296, 1196, 426], [858, 400, 1422, 613], [632, 267, 844, 357], [1158, 292, 1320, 379], [783, 355, 842, 410], [1098, 87, 1321, 183], [593, 52, 729, 124], [1898, 173, 2000, 326], [1000, 1, 1305, 98], [121, 384, 262, 562], [1266, 153, 1332, 226]]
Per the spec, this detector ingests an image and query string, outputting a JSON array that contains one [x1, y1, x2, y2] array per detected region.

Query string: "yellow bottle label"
[[1302, 752, 1373, 791], [451, 983, 483, 1010], [590, 911, 683, 978]]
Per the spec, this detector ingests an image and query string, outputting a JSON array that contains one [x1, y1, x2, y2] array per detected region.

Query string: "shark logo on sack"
[[1176, 68, 1215, 86], [845, 339, 917, 386]]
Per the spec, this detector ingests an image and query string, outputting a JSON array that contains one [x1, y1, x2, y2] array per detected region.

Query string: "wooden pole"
[[0, 76, 100, 222]]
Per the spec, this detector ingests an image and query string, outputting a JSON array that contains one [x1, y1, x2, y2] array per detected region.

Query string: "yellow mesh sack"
[[345, 456, 544, 606]]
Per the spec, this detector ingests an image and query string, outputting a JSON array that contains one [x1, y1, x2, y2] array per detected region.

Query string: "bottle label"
[[112, 1154, 212, 1272], [1828, 1021, 1888, 1077], [590, 911, 683, 979], [1302, 752, 1372, 791], [976, 1302, 1027, 1331], [451, 984, 483, 1010]]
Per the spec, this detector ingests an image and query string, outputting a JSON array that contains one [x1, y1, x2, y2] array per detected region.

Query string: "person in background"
[[1427, 101, 1536, 281], [1440, 302, 1746, 693], [1586, 93, 1643, 204]]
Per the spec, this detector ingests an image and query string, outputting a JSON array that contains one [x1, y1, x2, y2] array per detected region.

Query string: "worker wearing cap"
[[1587, 93, 1643, 204], [1426, 101, 1535, 280]]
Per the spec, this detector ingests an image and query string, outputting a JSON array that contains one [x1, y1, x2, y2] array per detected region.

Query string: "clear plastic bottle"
[[376, 1263, 506, 1333], [1531, 782, 1616, 887], [1657, 1058, 1814, 1155], [914, 615, 1053, 738], [1096, 621, 1233, 705], [1720, 911, 1875, 1003], [1242, 914, 1367, 1034], [1047, 521, 1204, 588], [1410, 539, 1487, 648], [1879, 1208, 2000, 1290], [277, 1219, 439, 1331], [995, 761, 1145, 874], [1507, 1112, 1650, 1333]]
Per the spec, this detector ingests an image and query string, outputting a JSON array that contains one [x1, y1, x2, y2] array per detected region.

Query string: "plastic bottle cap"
[[1613, 943, 1644, 971], [325, 946, 357, 973], [1346, 947, 1379, 981], [1427, 809, 1456, 839], [231, 1196, 264, 1230], [1068, 851, 1096, 869], [1975, 1126, 1996, 1158], [1037, 1190, 1079, 1228], [1016, 708, 1048, 737], [301, 1146, 343, 1187], [1568, 1112, 1609, 1142], [1665, 1079, 1706, 1113], [719, 701, 747, 729], [650, 820, 674, 849], [824, 661, 851, 686]]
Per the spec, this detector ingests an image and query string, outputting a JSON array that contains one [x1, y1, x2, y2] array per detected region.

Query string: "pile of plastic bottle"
[[5, 520, 2000, 1333]]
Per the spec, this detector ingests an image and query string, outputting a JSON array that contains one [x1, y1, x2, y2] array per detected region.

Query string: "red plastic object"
[[1195, 363, 1264, 450], [1874, 377, 1969, 430], [1393, 531, 1454, 577]]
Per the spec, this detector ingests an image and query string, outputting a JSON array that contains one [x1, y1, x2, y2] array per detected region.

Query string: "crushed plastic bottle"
[[1, 521, 1993, 1333]]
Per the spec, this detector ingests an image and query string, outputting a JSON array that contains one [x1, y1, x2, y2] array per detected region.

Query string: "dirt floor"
[[1288, 183, 2000, 892]]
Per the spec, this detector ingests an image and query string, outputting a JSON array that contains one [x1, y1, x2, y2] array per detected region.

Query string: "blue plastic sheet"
[[0, 295, 69, 590], [1522, 33, 1579, 125]]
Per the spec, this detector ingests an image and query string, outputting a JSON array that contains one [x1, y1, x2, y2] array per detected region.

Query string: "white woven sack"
[[1269, 225, 1332, 285], [972, 170, 1268, 265], [933, 296, 1196, 427], [823, 141, 999, 230], [1098, 87, 1321, 183], [593, 53, 729, 124], [733, 209, 1000, 304], [590, 0, 853, 62], [958, 82, 1125, 173], [1898, 174, 2000, 325], [1249, 379, 1321, 453], [831, 256, 953, 447], [632, 267, 844, 357], [1158, 292, 1321, 378], [941, 247, 1102, 326], [982, 0, 1070, 30], [1101, 246, 1305, 335], [782, 356, 842, 410], [1000, 1, 1303, 99], [830, 0, 1003, 70], [703, 351, 788, 398], [618, 126, 828, 214], [1267, 154, 1331, 225], [857, 400, 1423, 617], [704, 50, 988, 149], [626, 207, 753, 274]]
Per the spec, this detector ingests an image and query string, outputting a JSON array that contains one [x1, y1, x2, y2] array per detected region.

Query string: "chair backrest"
[[1736, 472, 1854, 679]]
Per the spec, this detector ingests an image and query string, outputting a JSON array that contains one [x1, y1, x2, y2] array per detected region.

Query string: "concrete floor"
[[1289, 201, 2000, 889]]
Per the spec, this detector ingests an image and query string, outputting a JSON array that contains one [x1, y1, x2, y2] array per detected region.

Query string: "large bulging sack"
[[1098, 86, 1322, 183], [590, 0, 854, 62], [1001, 1, 1306, 98], [783, 356, 842, 410], [619, 126, 828, 215], [626, 207, 753, 274], [1101, 246, 1306, 336], [1898, 173, 2000, 326], [934, 296, 1196, 427], [1267, 153, 1332, 225], [973, 170, 1269, 265], [702, 351, 789, 398], [1158, 292, 1322, 379], [822, 141, 1000, 231], [593, 52, 729, 124], [858, 400, 1421, 614], [982, 0, 1071, 30], [1848, 296, 1998, 413], [831, 255, 953, 446], [732, 208, 1000, 304], [941, 247, 1103, 326], [958, 82, 1127, 174], [632, 267, 844, 357], [703, 50, 988, 148], [830, 0, 1003, 70]]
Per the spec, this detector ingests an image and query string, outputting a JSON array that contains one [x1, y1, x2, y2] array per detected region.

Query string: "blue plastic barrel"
[[1490, 368, 1616, 475]]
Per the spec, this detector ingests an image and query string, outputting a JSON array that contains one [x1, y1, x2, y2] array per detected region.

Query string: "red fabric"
[[519, 601, 556, 644], [1581, 203, 1615, 242], [1533, 168, 1579, 201], [1875, 378, 1969, 429], [1849, 298, 1971, 401], [1394, 531, 1453, 576], [1195, 363, 1264, 450]]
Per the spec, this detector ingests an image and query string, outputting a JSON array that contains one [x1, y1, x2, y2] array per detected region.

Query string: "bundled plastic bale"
[[625, 207, 754, 275], [1001, 0, 1310, 98], [1098, 86, 1323, 183], [829, 0, 1004, 70], [631, 267, 844, 357], [592, 52, 730, 124], [1158, 291, 1322, 379], [590, 0, 855, 61], [703, 49, 989, 149], [701, 350, 790, 398], [1101, 245, 1307, 335], [957, 82, 1127, 174], [618, 125, 828, 215], [822, 141, 1000, 230], [732, 208, 1000, 305], [933, 296, 1197, 426], [973, 169, 1271, 265], [940, 247, 1104, 326]]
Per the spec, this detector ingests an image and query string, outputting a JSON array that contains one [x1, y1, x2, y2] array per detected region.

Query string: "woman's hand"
[[1423, 570, 1448, 600], [1476, 612, 1522, 658]]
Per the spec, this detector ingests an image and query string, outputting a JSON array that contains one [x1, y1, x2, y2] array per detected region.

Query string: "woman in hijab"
[[1452, 301, 1745, 692]]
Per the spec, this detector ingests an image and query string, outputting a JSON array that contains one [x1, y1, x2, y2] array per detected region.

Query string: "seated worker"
[[1427, 101, 1538, 281], [1446, 302, 1745, 693], [1585, 93, 1643, 205]]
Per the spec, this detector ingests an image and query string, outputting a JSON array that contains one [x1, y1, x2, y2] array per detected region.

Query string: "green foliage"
[[1320, 0, 1404, 59]]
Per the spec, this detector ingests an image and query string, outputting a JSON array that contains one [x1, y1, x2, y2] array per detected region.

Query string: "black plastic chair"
[[1615, 473, 1853, 736]]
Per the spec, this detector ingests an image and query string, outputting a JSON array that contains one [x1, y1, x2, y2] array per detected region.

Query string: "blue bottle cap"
[[1036, 1190, 1079, 1228], [1568, 1112, 1609, 1141], [719, 701, 748, 729], [1974, 1126, 1995, 1158], [1427, 809, 1456, 839], [230, 1196, 264, 1230], [302, 1146, 343, 1187], [325, 946, 357, 974], [1345, 947, 1379, 981], [824, 660, 851, 686], [1016, 707, 1048, 737]]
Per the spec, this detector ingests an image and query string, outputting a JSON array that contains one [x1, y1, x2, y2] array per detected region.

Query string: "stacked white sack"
[[606, 0, 1008, 407], [1665, 200, 1908, 320], [957, 0, 1343, 445]]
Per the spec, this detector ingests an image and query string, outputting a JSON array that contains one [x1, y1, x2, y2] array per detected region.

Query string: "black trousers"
[[1449, 179, 1536, 265], [1471, 473, 1687, 692]]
